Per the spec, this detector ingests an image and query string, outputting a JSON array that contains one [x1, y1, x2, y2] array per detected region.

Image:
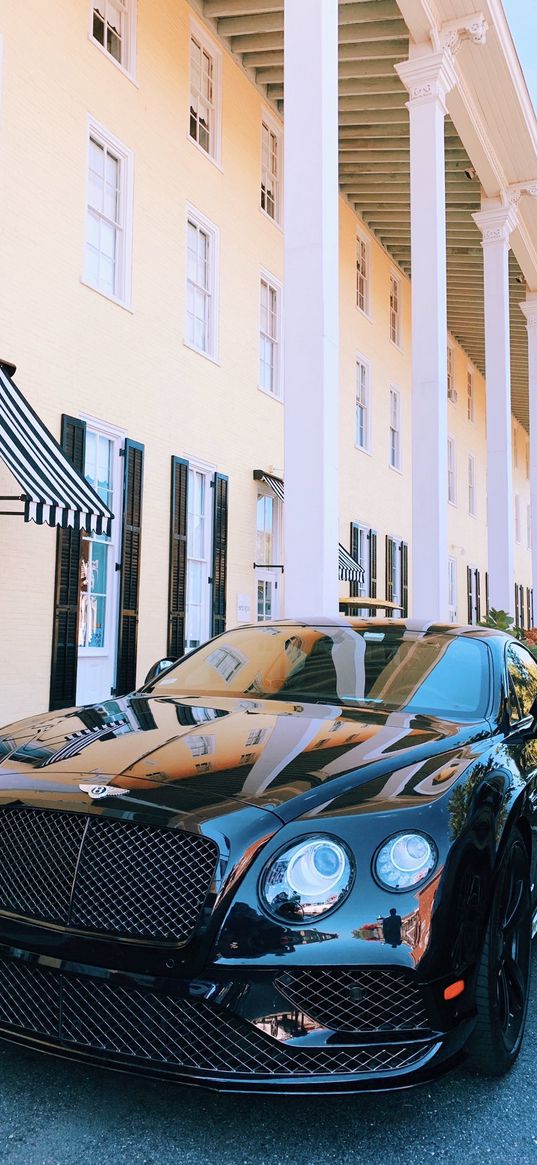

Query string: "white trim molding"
[[435, 14, 488, 55], [395, 50, 457, 111]]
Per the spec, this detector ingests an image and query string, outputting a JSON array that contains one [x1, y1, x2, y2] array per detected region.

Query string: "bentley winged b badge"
[[79, 783, 130, 800]]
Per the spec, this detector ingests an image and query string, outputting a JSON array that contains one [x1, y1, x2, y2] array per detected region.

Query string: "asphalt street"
[[2, 951, 537, 1165]]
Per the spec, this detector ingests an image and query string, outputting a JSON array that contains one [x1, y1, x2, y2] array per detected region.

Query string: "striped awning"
[[0, 362, 113, 535], [253, 469, 365, 583]]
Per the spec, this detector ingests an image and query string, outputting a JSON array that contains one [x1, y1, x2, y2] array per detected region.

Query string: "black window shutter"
[[369, 529, 377, 599], [475, 569, 481, 624], [385, 536, 394, 602], [168, 456, 189, 659], [400, 541, 409, 617], [514, 584, 519, 628], [532, 588, 535, 627], [467, 566, 473, 623], [485, 571, 489, 618], [49, 415, 86, 711], [350, 522, 360, 599], [527, 587, 532, 629], [116, 440, 144, 696], [519, 585, 525, 631], [211, 472, 229, 637]]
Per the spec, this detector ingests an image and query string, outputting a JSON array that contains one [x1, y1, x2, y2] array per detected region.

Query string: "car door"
[[505, 641, 537, 893]]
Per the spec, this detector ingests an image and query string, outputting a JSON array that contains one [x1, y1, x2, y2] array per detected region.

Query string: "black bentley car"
[[0, 618, 536, 1093]]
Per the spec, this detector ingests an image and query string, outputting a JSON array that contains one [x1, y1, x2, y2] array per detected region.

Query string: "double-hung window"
[[447, 437, 456, 504], [259, 274, 281, 397], [84, 122, 133, 306], [91, 1, 136, 73], [261, 119, 281, 223], [389, 387, 401, 470], [355, 359, 370, 451], [467, 369, 474, 422], [356, 234, 370, 315], [389, 274, 401, 347], [189, 28, 221, 163], [468, 454, 476, 516], [186, 210, 218, 358]]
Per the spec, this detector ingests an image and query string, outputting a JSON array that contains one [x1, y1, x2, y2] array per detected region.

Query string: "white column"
[[520, 293, 537, 606], [283, 0, 339, 617], [473, 201, 518, 615], [395, 51, 457, 621]]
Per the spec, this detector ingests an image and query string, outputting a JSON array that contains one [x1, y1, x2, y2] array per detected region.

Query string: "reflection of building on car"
[[0, 619, 536, 1092]]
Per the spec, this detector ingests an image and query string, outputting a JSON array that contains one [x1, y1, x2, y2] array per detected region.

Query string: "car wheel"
[[466, 829, 531, 1076]]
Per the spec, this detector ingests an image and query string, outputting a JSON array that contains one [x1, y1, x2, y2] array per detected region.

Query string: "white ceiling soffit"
[[202, 0, 535, 429]]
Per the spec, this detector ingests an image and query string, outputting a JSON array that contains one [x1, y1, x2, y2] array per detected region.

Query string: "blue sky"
[[502, 0, 537, 112]]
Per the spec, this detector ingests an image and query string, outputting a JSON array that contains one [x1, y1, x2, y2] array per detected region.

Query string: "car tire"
[[466, 829, 531, 1077]]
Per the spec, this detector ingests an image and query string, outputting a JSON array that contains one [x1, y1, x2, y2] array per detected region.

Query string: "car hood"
[[0, 693, 493, 823]]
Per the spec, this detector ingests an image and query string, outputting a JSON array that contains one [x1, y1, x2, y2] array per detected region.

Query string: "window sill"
[[356, 306, 373, 323], [389, 462, 403, 475], [187, 133, 224, 173], [260, 207, 283, 233], [89, 36, 139, 87], [257, 384, 283, 403], [355, 443, 372, 456], [448, 499, 457, 508], [390, 338, 404, 354], [80, 277, 133, 313], [183, 339, 221, 366]]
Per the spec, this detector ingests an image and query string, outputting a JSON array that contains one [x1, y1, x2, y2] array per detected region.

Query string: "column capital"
[[472, 203, 518, 245], [395, 50, 457, 112], [520, 295, 537, 331]]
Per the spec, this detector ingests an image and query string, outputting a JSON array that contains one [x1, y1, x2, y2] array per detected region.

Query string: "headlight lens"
[[374, 831, 438, 891], [260, 836, 354, 922]]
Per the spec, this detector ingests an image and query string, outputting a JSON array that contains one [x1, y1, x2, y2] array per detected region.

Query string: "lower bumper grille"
[[275, 967, 431, 1033], [0, 960, 435, 1079]]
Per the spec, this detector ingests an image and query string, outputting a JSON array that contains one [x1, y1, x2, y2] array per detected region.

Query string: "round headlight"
[[374, 831, 438, 892], [260, 836, 354, 922]]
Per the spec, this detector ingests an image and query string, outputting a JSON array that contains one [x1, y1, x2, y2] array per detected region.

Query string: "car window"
[[506, 643, 537, 719]]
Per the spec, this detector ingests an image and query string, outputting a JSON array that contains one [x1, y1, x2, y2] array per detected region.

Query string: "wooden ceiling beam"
[[338, 2, 402, 23], [205, 0, 282, 16], [216, 11, 283, 36], [339, 94, 406, 110]]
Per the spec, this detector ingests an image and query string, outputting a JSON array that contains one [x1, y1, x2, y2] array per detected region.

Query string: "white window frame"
[[468, 453, 476, 516], [387, 535, 403, 608], [255, 484, 282, 622], [185, 206, 219, 362], [389, 386, 401, 471], [77, 413, 125, 661], [515, 492, 521, 543], [82, 118, 133, 310], [89, 0, 137, 79], [260, 111, 282, 226], [389, 272, 402, 349], [447, 436, 457, 505], [185, 457, 215, 653], [188, 20, 222, 167], [356, 231, 370, 317], [447, 344, 457, 403], [355, 355, 371, 453], [467, 367, 475, 422], [258, 269, 282, 400], [353, 524, 371, 608], [448, 557, 457, 623]]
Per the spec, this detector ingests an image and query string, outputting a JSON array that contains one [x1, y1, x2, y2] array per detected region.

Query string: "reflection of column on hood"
[[241, 715, 322, 795], [316, 716, 415, 779], [331, 628, 366, 704]]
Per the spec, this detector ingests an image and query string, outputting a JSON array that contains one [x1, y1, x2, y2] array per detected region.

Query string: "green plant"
[[479, 608, 522, 636]]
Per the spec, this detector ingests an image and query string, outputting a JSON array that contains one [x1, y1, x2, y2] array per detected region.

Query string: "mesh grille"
[[275, 968, 430, 1033], [70, 817, 218, 941], [0, 806, 217, 942], [0, 806, 86, 924], [0, 960, 435, 1078]]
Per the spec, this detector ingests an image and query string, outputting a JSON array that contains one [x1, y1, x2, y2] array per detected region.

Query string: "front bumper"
[[0, 945, 474, 1094]]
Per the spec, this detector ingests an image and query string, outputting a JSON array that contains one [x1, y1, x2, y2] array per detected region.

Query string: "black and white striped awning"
[[0, 362, 113, 535], [253, 469, 365, 583]]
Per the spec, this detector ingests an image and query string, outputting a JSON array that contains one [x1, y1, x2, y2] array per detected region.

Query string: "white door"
[[256, 491, 281, 621], [185, 465, 213, 651], [76, 425, 122, 706]]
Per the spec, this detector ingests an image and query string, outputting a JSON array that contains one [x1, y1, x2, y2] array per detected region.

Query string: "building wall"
[[0, 0, 532, 724]]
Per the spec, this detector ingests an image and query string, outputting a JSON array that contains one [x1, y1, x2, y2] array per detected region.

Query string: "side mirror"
[[144, 658, 175, 686]]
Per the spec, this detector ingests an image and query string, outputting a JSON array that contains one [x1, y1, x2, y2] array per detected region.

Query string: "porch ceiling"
[[201, 0, 530, 430]]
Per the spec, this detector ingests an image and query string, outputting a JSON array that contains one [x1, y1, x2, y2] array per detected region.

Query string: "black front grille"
[[275, 968, 431, 1033], [0, 960, 435, 1078], [0, 806, 217, 943]]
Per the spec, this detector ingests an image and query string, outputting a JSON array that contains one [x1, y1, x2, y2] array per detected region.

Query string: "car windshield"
[[149, 625, 492, 721]]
